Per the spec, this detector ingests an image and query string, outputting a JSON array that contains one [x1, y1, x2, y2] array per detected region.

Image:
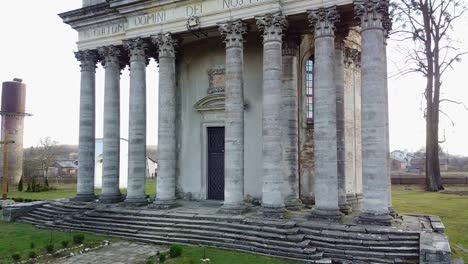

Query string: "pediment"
[[194, 93, 225, 112]]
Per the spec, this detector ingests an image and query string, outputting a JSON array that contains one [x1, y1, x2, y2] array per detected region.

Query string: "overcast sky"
[[0, 1, 467, 156]]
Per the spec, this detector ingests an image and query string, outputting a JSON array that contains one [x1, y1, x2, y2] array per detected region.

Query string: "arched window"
[[305, 57, 314, 122]]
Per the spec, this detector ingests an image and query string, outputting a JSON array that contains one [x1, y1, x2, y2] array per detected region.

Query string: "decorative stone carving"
[[194, 94, 226, 112], [153, 33, 177, 58], [207, 66, 225, 94], [123, 37, 149, 64], [98, 45, 126, 70], [354, 0, 390, 30], [307, 6, 340, 38], [74, 50, 99, 71], [255, 12, 288, 42], [218, 19, 247, 48]]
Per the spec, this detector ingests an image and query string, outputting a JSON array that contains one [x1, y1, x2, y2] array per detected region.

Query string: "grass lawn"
[[392, 185, 468, 261], [0, 220, 113, 263], [6, 178, 157, 201], [1, 182, 467, 262], [161, 246, 295, 264]]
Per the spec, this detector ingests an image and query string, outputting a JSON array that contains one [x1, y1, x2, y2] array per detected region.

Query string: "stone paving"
[[56, 242, 165, 264]]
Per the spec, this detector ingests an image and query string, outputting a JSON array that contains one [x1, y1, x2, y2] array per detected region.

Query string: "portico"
[[64, 0, 392, 224]]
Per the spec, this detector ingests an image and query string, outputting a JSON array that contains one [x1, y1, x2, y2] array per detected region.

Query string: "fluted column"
[[98, 45, 124, 204], [308, 7, 342, 220], [124, 38, 148, 205], [281, 36, 303, 210], [74, 50, 98, 202], [335, 36, 351, 214], [152, 33, 178, 209], [355, 0, 392, 225], [256, 12, 287, 218], [218, 20, 247, 214]]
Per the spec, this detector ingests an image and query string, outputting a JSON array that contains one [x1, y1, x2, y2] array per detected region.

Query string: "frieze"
[[78, 0, 267, 42]]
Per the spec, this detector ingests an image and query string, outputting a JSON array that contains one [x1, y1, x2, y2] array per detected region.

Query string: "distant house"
[[408, 157, 449, 173], [391, 159, 404, 171], [390, 150, 415, 170], [94, 138, 158, 188], [51, 160, 78, 177]]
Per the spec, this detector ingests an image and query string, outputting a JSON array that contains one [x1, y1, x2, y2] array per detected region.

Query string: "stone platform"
[[3, 200, 451, 263]]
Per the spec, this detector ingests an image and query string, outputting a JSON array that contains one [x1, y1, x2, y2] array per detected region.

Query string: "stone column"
[[124, 38, 148, 205], [74, 50, 98, 202], [355, 0, 392, 225], [152, 33, 177, 209], [218, 20, 247, 214], [256, 12, 287, 217], [281, 36, 303, 210], [98, 45, 124, 203], [335, 36, 351, 214], [383, 18, 396, 216], [308, 6, 342, 220]]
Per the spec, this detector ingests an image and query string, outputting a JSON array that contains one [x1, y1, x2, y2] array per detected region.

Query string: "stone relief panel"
[[207, 66, 226, 94]]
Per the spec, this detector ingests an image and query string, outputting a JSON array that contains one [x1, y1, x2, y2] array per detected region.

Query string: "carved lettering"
[[134, 11, 166, 26], [222, 0, 259, 9], [186, 3, 203, 16], [78, 0, 266, 41]]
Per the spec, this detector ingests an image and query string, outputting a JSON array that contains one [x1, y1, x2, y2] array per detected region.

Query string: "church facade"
[[61, 0, 391, 223]]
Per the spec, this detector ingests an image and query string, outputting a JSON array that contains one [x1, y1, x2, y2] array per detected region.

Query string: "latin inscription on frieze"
[[79, 0, 266, 41]]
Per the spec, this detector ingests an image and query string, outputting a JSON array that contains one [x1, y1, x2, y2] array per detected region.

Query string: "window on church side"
[[305, 58, 314, 122]]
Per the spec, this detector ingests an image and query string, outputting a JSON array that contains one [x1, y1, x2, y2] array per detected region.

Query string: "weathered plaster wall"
[[176, 34, 263, 200]]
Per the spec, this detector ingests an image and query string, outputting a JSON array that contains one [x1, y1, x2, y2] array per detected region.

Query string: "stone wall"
[[176, 34, 263, 200]]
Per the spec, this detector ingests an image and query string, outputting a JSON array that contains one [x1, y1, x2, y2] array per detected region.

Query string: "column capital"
[[307, 6, 340, 38], [255, 12, 288, 42], [124, 37, 149, 64], [282, 34, 300, 56], [98, 45, 126, 70], [218, 19, 247, 48], [354, 0, 390, 31], [75, 50, 99, 72], [152, 33, 177, 58]]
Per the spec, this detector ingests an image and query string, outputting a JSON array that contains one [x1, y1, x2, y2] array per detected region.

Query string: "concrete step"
[[43, 222, 327, 262], [93, 208, 294, 229], [83, 211, 298, 235], [74, 214, 297, 240], [64, 217, 316, 255]]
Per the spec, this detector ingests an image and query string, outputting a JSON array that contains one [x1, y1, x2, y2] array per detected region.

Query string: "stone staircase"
[[296, 221, 420, 263], [17, 203, 330, 263], [16, 202, 420, 264]]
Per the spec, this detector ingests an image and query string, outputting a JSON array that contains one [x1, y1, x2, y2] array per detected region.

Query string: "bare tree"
[[391, 0, 468, 191], [36, 137, 59, 184]]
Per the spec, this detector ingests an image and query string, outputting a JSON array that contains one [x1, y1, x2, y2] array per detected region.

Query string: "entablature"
[[60, 0, 355, 50]]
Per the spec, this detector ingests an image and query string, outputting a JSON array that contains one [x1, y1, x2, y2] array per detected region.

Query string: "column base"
[[339, 202, 352, 215], [389, 207, 398, 218], [310, 208, 343, 222], [122, 196, 149, 207], [150, 199, 177, 209], [358, 212, 392, 226], [261, 205, 286, 218], [71, 193, 96, 203], [218, 203, 248, 215], [98, 194, 123, 204], [285, 198, 304, 211]]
